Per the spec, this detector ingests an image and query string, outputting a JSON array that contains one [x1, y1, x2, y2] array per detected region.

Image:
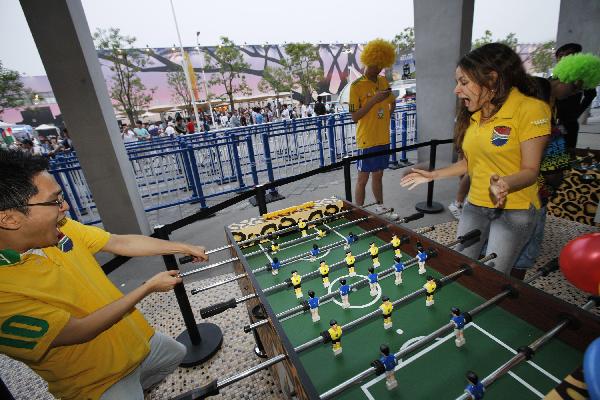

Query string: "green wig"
[[553, 53, 600, 89]]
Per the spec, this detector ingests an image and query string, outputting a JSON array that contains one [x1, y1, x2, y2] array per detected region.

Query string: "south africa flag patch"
[[491, 126, 511, 147], [57, 233, 73, 252]]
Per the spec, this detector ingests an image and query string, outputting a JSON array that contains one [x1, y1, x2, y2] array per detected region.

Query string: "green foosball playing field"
[[222, 199, 599, 400]]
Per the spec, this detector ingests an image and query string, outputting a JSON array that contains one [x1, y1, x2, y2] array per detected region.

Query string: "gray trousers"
[[100, 332, 187, 400], [455, 202, 537, 275]]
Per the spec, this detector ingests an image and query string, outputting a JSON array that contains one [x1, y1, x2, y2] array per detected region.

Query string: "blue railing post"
[[261, 130, 277, 194], [339, 114, 347, 157], [49, 161, 79, 222], [316, 118, 325, 167], [291, 118, 299, 156], [245, 134, 259, 186], [389, 111, 399, 169], [230, 133, 245, 190], [327, 116, 336, 164], [179, 141, 200, 200], [179, 139, 196, 193], [401, 112, 409, 164], [184, 142, 207, 209]]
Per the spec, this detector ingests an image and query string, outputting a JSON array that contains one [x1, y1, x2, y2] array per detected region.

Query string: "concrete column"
[[19, 0, 150, 234], [556, 0, 600, 55], [413, 0, 474, 163]]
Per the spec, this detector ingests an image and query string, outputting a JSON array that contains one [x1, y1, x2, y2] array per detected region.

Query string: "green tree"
[[93, 28, 155, 125], [167, 68, 199, 116], [258, 66, 294, 106], [284, 43, 324, 104], [531, 41, 556, 76], [205, 36, 251, 111], [0, 61, 26, 116], [472, 30, 518, 51], [392, 27, 415, 57]]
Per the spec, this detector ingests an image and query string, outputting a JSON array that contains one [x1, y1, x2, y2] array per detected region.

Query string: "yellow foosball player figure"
[[380, 296, 394, 329], [345, 250, 356, 276], [270, 240, 280, 255], [326, 319, 343, 356], [391, 234, 402, 257], [369, 242, 380, 268], [316, 225, 327, 240], [424, 276, 437, 307], [319, 260, 330, 288], [298, 219, 308, 237], [291, 270, 303, 298]]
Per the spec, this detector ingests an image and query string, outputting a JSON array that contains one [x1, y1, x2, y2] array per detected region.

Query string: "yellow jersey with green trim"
[[291, 275, 302, 286], [369, 246, 379, 256], [462, 88, 551, 209], [0, 219, 154, 400], [424, 281, 437, 294], [380, 302, 393, 316], [349, 75, 395, 149]]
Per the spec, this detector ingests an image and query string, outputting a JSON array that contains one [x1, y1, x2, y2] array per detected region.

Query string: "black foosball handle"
[[457, 229, 481, 244], [400, 212, 424, 223], [540, 258, 559, 276], [174, 379, 219, 400], [200, 298, 237, 318], [179, 255, 194, 264]]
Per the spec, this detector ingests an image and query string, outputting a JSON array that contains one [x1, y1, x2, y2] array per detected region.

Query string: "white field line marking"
[[258, 243, 273, 263], [323, 222, 347, 240], [507, 371, 545, 398], [470, 323, 560, 384], [299, 249, 331, 262]]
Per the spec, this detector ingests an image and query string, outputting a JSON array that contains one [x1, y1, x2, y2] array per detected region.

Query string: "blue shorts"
[[357, 144, 389, 172]]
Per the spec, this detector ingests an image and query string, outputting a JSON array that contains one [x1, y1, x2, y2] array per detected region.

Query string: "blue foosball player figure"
[[310, 243, 320, 262], [424, 275, 437, 307], [371, 344, 398, 390], [368, 267, 379, 296], [345, 251, 356, 276], [344, 232, 358, 250], [465, 371, 485, 399], [290, 270, 303, 299], [319, 260, 330, 288], [451, 307, 466, 347], [416, 241, 427, 275], [394, 256, 404, 285], [269, 257, 281, 276], [339, 278, 351, 308], [307, 290, 320, 322], [369, 242, 380, 268], [271, 240, 280, 255]]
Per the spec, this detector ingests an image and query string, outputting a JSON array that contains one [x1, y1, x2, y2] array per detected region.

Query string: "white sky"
[[0, 0, 559, 76]]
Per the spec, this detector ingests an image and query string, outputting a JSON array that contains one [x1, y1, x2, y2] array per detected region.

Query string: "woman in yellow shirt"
[[401, 43, 551, 274]]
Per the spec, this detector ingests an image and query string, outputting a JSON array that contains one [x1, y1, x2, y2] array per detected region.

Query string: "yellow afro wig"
[[360, 39, 396, 68]]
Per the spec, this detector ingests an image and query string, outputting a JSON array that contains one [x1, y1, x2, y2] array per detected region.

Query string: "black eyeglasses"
[[27, 193, 65, 208]]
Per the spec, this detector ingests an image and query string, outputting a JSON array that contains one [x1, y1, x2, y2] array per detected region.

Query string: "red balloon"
[[559, 233, 600, 295]]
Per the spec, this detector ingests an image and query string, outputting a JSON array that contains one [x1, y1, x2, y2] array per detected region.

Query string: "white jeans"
[[100, 333, 187, 400]]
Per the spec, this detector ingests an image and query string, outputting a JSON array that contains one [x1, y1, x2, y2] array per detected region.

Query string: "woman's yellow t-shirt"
[[462, 88, 551, 209]]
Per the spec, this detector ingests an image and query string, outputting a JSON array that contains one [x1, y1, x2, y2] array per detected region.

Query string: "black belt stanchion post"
[[255, 184, 268, 216], [416, 139, 444, 213], [343, 156, 352, 202], [153, 225, 223, 367]]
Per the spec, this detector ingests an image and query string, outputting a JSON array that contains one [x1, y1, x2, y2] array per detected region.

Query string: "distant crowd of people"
[[1, 128, 74, 157], [120, 98, 341, 143]]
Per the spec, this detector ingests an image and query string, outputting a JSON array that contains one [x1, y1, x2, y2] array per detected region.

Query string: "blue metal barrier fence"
[[50, 104, 416, 225]]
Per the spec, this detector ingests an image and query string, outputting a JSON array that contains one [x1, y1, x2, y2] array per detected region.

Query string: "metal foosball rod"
[[244, 236, 482, 333], [318, 259, 562, 399], [190, 224, 433, 297], [243, 210, 422, 259], [177, 205, 363, 264], [293, 254, 497, 354], [454, 296, 598, 400], [199, 227, 470, 321]]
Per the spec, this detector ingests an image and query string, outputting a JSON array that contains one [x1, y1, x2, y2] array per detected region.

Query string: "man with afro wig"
[[349, 39, 398, 218]]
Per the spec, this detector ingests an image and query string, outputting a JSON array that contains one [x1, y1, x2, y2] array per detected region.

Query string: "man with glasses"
[[0, 149, 209, 400]]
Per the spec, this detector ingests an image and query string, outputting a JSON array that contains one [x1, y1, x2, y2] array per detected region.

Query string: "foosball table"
[[190, 198, 600, 400]]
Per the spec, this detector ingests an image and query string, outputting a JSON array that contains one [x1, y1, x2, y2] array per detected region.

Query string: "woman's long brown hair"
[[454, 43, 538, 154]]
